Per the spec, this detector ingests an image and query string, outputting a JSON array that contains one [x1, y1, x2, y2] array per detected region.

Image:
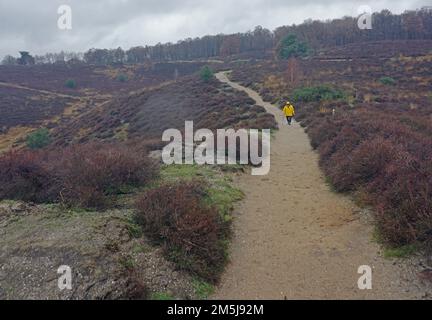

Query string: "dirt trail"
[[0, 81, 81, 99], [213, 72, 427, 300]]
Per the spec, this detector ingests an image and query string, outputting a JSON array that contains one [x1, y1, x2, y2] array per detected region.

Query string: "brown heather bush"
[[0, 142, 158, 209], [378, 176, 431, 244], [53, 142, 158, 208], [366, 141, 432, 245], [301, 107, 432, 248], [307, 117, 341, 150], [135, 181, 229, 283], [0, 149, 58, 202], [326, 137, 398, 193], [319, 125, 363, 169]]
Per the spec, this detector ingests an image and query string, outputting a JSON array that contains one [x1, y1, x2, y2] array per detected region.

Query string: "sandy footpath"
[[213, 71, 428, 300]]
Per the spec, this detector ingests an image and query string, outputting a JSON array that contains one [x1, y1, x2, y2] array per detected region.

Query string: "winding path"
[[213, 71, 424, 300]]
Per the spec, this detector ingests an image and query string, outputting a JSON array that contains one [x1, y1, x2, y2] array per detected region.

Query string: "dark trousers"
[[286, 116, 293, 125]]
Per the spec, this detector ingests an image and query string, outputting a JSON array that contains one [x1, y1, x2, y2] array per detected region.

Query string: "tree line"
[[2, 8, 432, 66], [274, 8, 432, 50]]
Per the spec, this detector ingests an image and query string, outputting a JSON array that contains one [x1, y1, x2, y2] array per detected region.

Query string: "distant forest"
[[2, 8, 432, 65]]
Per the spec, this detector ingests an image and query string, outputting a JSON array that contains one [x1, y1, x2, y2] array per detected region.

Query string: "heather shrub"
[[53, 142, 159, 208], [372, 155, 432, 245], [326, 138, 398, 192], [0, 150, 58, 202], [307, 117, 341, 150], [304, 107, 432, 249], [135, 181, 229, 283], [0, 142, 158, 209], [319, 125, 363, 168]]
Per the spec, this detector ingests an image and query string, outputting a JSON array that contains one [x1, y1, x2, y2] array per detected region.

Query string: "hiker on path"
[[283, 101, 295, 125]]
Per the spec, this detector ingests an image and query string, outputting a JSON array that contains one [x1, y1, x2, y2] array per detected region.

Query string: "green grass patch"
[[371, 226, 385, 244], [193, 278, 215, 299], [126, 220, 143, 239], [323, 176, 338, 193], [371, 226, 418, 259], [383, 244, 417, 259], [119, 255, 135, 270], [131, 243, 150, 254], [205, 179, 243, 220], [160, 164, 214, 182], [151, 292, 175, 300], [160, 164, 244, 220]]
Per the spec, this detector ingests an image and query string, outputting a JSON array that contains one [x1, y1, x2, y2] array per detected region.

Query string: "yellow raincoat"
[[283, 104, 295, 117]]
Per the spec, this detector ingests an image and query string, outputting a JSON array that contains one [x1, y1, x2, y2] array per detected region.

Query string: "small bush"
[[307, 117, 341, 149], [135, 181, 229, 283], [0, 150, 57, 202], [326, 137, 397, 192], [371, 154, 432, 246], [379, 76, 397, 86], [200, 66, 214, 82], [26, 128, 51, 149], [65, 79, 77, 89], [117, 74, 128, 82], [54, 142, 159, 208], [292, 85, 346, 103]]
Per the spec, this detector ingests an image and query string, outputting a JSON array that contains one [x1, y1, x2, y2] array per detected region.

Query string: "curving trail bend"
[[213, 71, 426, 300]]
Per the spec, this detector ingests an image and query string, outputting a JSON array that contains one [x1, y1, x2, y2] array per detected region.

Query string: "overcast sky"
[[0, 0, 428, 57]]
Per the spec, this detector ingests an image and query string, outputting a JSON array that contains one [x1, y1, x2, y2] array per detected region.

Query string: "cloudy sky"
[[0, 0, 428, 57]]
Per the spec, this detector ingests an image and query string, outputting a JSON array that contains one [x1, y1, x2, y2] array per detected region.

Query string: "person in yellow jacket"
[[283, 101, 295, 126]]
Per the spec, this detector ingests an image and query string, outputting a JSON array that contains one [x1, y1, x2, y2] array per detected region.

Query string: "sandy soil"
[[0, 200, 197, 300], [213, 72, 430, 300]]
